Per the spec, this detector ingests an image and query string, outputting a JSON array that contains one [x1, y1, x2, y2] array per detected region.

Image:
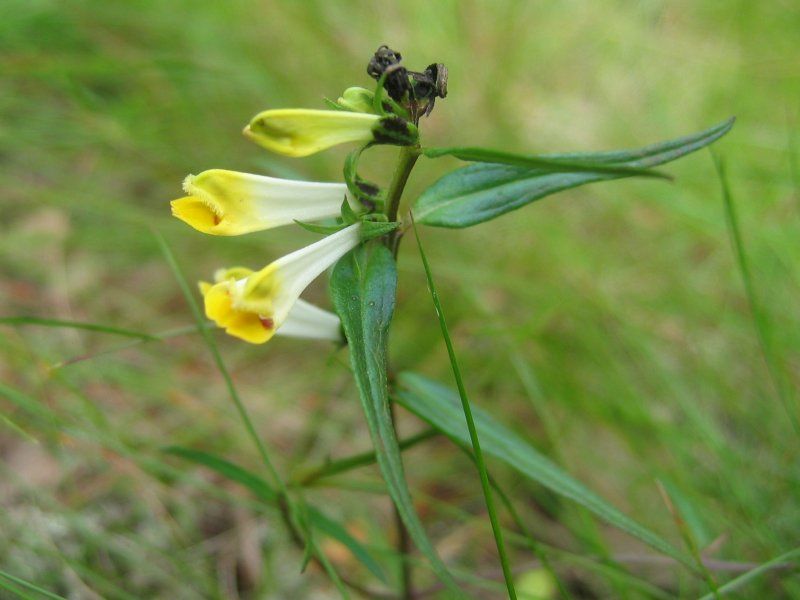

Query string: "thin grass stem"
[[154, 229, 286, 492], [411, 215, 517, 599], [712, 153, 799, 435]]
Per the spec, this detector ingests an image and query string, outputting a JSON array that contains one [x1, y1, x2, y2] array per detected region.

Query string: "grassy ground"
[[1, 0, 799, 598]]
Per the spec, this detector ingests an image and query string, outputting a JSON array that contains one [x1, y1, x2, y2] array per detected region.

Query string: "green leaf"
[[395, 372, 692, 568], [414, 118, 734, 228], [360, 221, 400, 242], [340, 195, 358, 224], [294, 220, 346, 235], [422, 146, 669, 179], [330, 245, 462, 594], [165, 446, 386, 583]]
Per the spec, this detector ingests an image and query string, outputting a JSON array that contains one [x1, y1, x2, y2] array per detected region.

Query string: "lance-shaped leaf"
[[395, 372, 693, 568], [414, 118, 734, 228], [330, 245, 462, 594], [423, 146, 669, 179]]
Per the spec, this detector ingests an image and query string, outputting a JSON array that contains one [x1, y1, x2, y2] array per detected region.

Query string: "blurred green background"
[[1, 0, 799, 598]]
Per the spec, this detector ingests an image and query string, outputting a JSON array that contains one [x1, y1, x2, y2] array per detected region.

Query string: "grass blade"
[[53, 324, 203, 368], [166, 446, 386, 583], [298, 428, 438, 485], [410, 218, 518, 599], [0, 316, 156, 340], [155, 230, 353, 597], [0, 571, 67, 600], [712, 153, 799, 434], [165, 446, 278, 503], [697, 548, 800, 600]]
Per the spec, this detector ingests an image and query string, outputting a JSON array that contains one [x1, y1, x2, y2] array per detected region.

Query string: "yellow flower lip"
[[244, 109, 379, 157], [203, 279, 275, 344], [171, 196, 221, 233], [171, 172, 227, 235]]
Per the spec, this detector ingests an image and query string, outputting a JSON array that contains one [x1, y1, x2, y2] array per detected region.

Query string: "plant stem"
[[297, 428, 438, 486], [392, 402, 414, 600], [383, 143, 421, 599], [386, 145, 421, 253], [411, 218, 518, 599]]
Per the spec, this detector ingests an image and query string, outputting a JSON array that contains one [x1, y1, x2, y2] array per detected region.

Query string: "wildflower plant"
[[169, 46, 733, 597]]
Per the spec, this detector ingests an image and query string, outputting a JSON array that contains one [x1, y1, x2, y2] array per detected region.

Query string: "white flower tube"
[[279, 299, 342, 341], [171, 169, 355, 235], [202, 224, 360, 344]]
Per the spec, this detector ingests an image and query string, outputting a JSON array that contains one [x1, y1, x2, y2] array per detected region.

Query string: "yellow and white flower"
[[244, 109, 417, 157], [171, 169, 356, 236], [201, 223, 360, 344]]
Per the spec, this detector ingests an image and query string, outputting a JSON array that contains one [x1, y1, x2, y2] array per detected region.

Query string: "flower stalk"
[[385, 145, 421, 255]]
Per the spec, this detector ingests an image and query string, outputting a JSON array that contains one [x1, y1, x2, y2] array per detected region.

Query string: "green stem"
[[385, 145, 421, 233], [383, 143, 420, 599], [297, 428, 438, 486], [411, 218, 518, 599], [155, 231, 286, 494], [392, 403, 413, 600], [455, 439, 571, 599]]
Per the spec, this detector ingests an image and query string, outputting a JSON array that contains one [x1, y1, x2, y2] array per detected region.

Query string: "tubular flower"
[[201, 224, 360, 344], [244, 109, 379, 157], [171, 169, 356, 236], [244, 109, 417, 157]]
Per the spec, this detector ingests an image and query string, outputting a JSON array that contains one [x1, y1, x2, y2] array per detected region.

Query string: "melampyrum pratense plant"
[[169, 46, 733, 598]]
